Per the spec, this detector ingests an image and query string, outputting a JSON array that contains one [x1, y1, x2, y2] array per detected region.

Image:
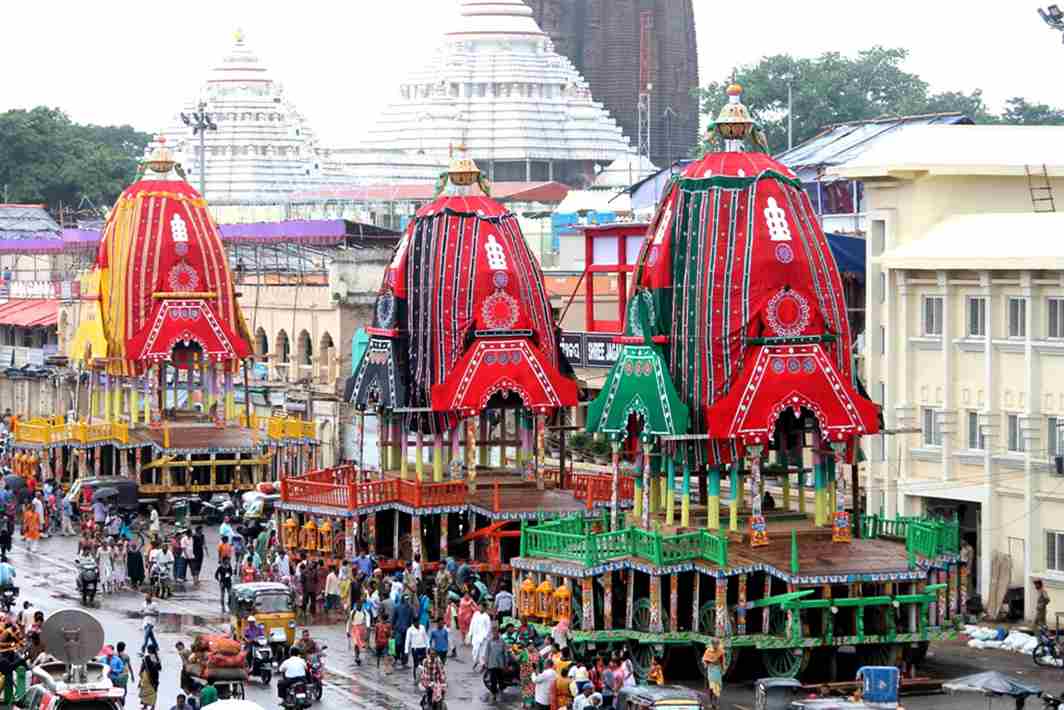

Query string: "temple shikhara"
[[277, 86, 965, 682], [12, 141, 319, 499]]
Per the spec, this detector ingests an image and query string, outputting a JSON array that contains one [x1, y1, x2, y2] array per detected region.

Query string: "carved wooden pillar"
[[649, 574, 663, 633], [715, 576, 727, 637], [737, 573, 747, 635], [602, 571, 613, 630]]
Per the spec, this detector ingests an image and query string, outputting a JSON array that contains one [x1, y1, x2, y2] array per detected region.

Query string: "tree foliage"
[[0, 107, 150, 210], [698, 47, 1064, 154]]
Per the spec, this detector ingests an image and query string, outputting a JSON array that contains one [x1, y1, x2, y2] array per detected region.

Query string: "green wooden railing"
[[522, 516, 729, 567], [861, 514, 960, 557]]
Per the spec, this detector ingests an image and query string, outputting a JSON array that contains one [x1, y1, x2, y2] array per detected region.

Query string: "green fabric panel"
[[585, 344, 690, 437], [676, 169, 802, 192]]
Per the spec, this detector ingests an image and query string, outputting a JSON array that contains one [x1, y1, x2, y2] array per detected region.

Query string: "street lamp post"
[[180, 101, 219, 197]]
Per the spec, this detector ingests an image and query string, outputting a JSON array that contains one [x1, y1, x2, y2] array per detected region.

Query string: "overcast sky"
[[2, 0, 1061, 147]]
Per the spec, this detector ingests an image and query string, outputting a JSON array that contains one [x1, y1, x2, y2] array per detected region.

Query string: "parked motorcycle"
[[1034, 626, 1064, 668], [269, 627, 289, 665], [76, 558, 98, 606], [200, 494, 236, 525]]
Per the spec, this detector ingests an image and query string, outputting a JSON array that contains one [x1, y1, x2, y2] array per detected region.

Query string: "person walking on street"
[[1035, 579, 1051, 627], [701, 639, 724, 710], [140, 593, 160, 655], [191, 526, 205, 585], [214, 558, 233, 613], [374, 618, 392, 670], [347, 601, 368, 665], [429, 618, 449, 665], [138, 642, 161, 710], [484, 626, 510, 701], [405, 619, 429, 680], [393, 595, 415, 667], [469, 603, 492, 671]]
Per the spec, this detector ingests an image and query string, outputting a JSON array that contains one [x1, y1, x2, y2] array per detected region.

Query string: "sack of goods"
[[207, 650, 248, 668], [192, 634, 243, 656]]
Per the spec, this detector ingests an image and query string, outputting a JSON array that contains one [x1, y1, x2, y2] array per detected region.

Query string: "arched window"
[[255, 327, 268, 361], [297, 330, 313, 368], [318, 331, 334, 384], [274, 330, 290, 381]]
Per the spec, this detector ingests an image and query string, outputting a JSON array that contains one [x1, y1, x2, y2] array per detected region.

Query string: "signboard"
[[9, 281, 56, 299], [560, 332, 622, 369]]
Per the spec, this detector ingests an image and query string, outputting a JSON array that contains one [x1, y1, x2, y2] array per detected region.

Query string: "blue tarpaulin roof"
[[826, 233, 865, 280]]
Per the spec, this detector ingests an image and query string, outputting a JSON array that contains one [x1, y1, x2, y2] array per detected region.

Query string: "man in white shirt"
[[532, 659, 557, 710], [573, 685, 595, 710], [468, 604, 493, 671], [18, 602, 35, 632], [274, 550, 291, 581], [140, 593, 159, 654], [404, 620, 429, 671], [277, 648, 308, 701], [494, 588, 514, 617], [324, 567, 341, 620]]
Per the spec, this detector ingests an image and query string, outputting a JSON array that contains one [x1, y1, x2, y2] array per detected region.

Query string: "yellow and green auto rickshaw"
[[229, 582, 296, 662]]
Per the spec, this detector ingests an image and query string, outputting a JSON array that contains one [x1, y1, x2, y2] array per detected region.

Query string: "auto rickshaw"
[[616, 685, 708, 710], [229, 582, 296, 661]]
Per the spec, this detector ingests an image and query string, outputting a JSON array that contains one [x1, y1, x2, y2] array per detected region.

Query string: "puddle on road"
[[120, 610, 227, 632]]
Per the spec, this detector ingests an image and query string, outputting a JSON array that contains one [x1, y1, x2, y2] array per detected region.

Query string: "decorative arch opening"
[[318, 331, 334, 384], [274, 329, 290, 380], [297, 330, 313, 370], [255, 327, 268, 361]]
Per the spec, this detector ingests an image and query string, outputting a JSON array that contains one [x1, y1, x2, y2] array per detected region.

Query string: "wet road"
[[10, 528, 1055, 710]]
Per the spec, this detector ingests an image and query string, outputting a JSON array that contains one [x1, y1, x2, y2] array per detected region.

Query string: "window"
[[1008, 297, 1027, 338], [923, 296, 944, 336], [879, 273, 886, 304], [878, 382, 887, 462], [1048, 531, 1064, 572], [922, 407, 942, 446], [1050, 417, 1064, 458], [1007, 414, 1025, 453], [1050, 298, 1064, 339], [880, 325, 885, 355], [968, 411, 985, 450], [967, 297, 987, 337]]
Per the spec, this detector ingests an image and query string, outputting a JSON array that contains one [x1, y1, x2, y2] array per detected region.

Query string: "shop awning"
[[0, 299, 59, 327]]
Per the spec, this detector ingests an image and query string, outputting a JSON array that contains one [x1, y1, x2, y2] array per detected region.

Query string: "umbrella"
[[944, 671, 1041, 709], [92, 487, 119, 501]]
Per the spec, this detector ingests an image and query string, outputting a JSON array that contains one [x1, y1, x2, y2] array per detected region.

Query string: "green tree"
[[1001, 96, 1064, 125], [698, 48, 1064, 154], [0, 107, 150, 209]]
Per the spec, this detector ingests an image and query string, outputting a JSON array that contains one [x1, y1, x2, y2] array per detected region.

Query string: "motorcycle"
[[269, 627, 289, 665], [200, 494, 236, 525], [1034, 626, 1064, 668], [421, 688, 447, 710], [75, 558, 98, 606], [0, 585, 17, 613], [149, 561, 172, 599], [307, 647, 326, 703], [246, 636, 272, 685], [281, 679, 313, 710], [1044, 691, 1064, 709]]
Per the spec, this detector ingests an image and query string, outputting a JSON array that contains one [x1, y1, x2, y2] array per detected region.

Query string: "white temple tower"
[[360, 0, 633, 188], [156, 30, 349, 220]]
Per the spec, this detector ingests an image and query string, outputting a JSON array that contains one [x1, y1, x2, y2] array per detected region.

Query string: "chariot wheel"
[[761, 648, 809, 679], [633, 597, 663, 632]]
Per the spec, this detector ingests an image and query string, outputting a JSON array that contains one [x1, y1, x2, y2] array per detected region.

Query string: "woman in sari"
[[21, 504, 39, 553], [457, 593, 476, 644], [138, 643, 161, 710]]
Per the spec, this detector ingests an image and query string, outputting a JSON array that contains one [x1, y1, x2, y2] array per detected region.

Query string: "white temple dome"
[[362, 0, 631, 187]]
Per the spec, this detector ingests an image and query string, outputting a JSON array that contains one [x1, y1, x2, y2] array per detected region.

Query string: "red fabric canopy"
[[127, 298, 251, 364], [431, 338, 578, 414], [705, 343, 880, 448], [0, 299, 58, 327]]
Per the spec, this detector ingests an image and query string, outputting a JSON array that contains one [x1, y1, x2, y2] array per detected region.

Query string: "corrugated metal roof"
[[775, 113, 973, 173], [0, 204, 61, 240]]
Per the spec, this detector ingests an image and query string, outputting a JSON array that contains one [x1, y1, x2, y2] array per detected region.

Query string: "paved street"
[[10, 527, 1064, 710]]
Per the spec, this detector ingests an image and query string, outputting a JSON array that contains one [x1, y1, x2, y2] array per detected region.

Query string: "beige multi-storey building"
[[838, 125, 1064, 622]]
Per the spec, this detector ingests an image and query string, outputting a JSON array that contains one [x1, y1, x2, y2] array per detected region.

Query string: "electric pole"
[[181, 101, 219, 197]]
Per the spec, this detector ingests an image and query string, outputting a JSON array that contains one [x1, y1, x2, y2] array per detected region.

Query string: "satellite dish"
[[40, 610, 105, 667]]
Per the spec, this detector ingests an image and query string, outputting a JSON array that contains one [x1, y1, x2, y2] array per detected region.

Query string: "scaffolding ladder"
[[1025, 164, 1056, 212]]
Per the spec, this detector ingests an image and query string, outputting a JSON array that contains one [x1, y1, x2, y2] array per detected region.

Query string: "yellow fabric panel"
[[67, 300, 109, 362]]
